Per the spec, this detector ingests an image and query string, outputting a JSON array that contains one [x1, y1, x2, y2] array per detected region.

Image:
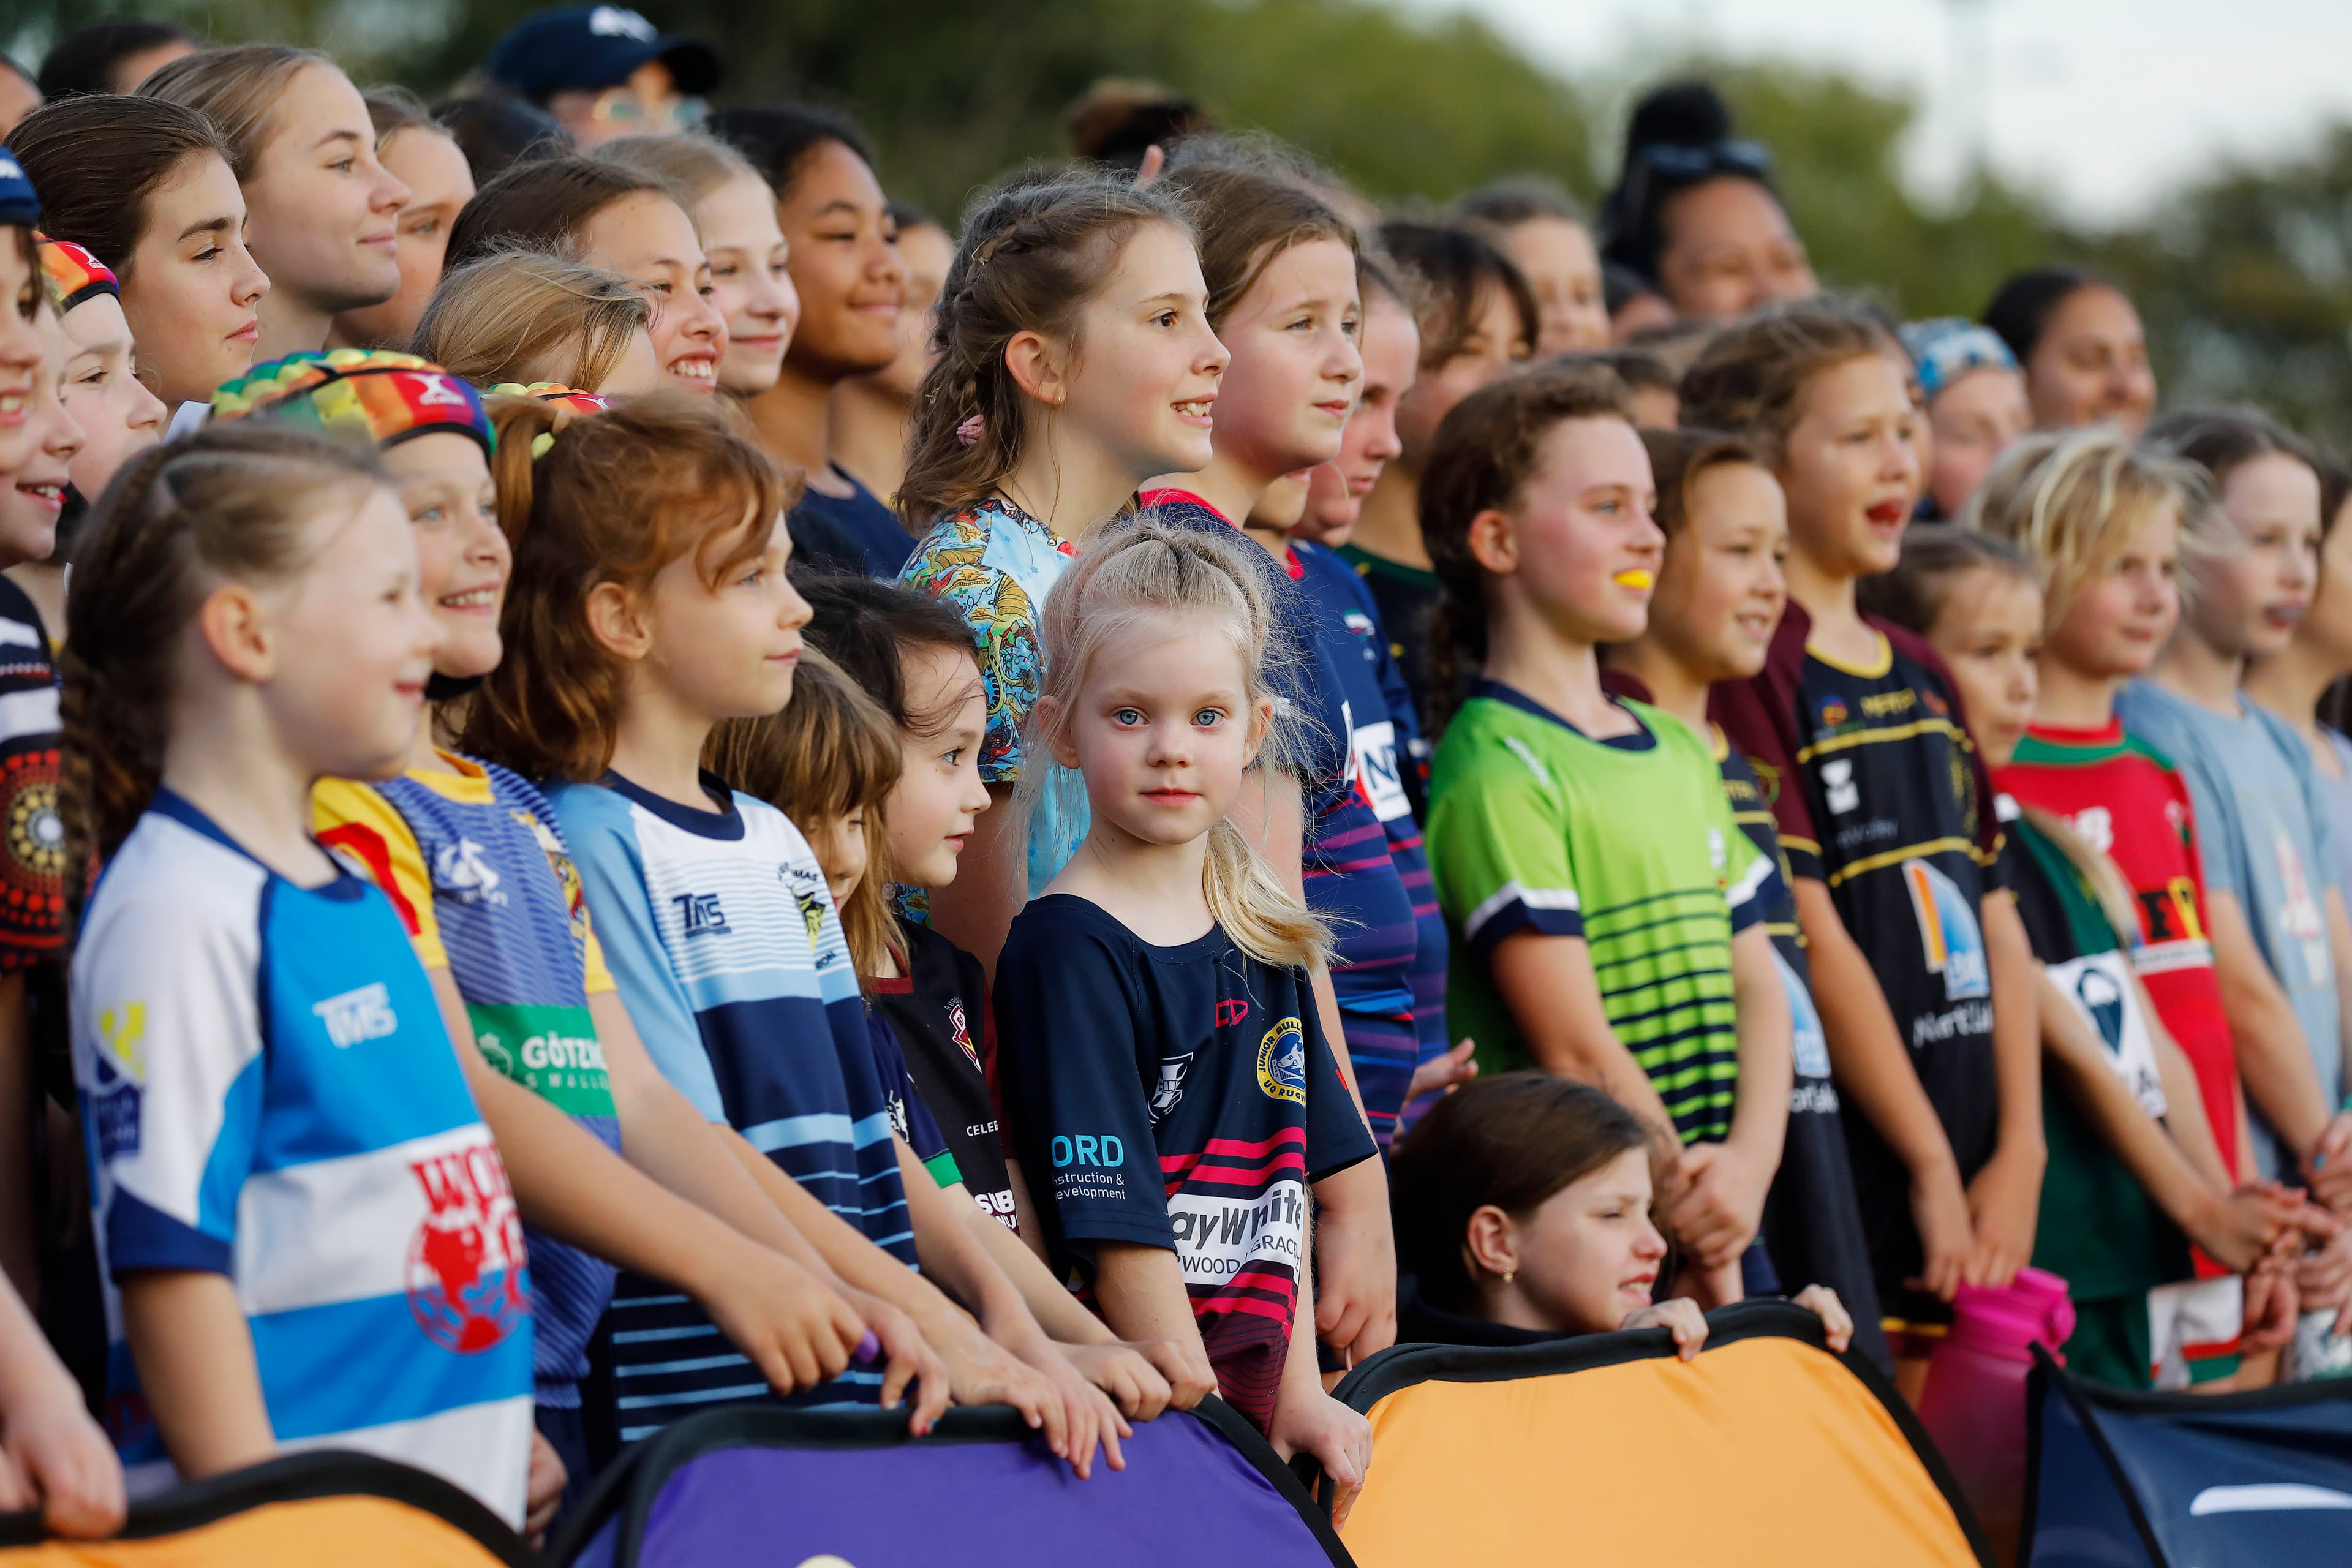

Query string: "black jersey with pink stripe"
[[992, 895, 1375, 1432]]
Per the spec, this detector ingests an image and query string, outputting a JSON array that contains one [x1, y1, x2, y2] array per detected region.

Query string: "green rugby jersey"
[[1427, 680, 1776, 1143]]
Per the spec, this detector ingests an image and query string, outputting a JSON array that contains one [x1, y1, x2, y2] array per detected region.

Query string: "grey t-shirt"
[[2116, 682, 2342, 1177]]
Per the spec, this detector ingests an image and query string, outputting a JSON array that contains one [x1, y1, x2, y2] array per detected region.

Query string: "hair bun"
[[1624, 79, 1735, 160]]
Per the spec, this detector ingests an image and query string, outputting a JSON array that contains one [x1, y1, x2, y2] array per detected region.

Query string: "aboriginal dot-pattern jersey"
[[1711, 605, 2004, 1310], [993, 896, 1375, 1434], [0, 579, 61, 965]]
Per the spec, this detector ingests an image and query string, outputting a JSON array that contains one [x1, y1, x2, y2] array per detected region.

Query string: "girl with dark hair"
[[1455, 176, 1609, 356], [1390, 1072, 1851, 1352], [1342, 218, 1535, 736], [896, 170, 1222, 978], [1598, 80, 1814, 325], [1692, 301, 2044, 1396], [35, 18, 194, 98], [832, 204, 954, 502], [140, 46, 410, 360], [710, 106, 913, 576], [9, 95, 270, 410], [1981, 267, 2157, 436], [445, 155, 725, 398]]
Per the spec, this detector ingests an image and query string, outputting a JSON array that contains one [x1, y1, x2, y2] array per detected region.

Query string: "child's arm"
[[1265, 1218, 1373, 1529], [1672, 924, 1792, 1273], [1792, 878, 1976, 1300], [2318, 889, 2352, 1210], [1969, 894, 2046, 1286], [1092, 1241, 1215, 1404], [118, 1272, 273, 1479], [2207, 891, 2339, 1182], [894, 1134, 1121, 1476], [2038, 969, 2286, 1271], [1490, 932, 1684, 1153], [0, 1270, 122, 1536]]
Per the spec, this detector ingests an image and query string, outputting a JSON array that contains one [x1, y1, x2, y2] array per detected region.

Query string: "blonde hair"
[[1961, 429, 2212, 631], [595, 133, 766, 214], [137, 43, 328, 181], [1016, 517, 1332, 970], [412, 246, 652, 391], [706, 650, 902, 986]]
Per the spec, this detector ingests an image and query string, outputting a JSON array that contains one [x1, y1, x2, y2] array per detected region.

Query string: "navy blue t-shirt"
[[993, 895, 1376, 1431], [789, 466, 916, 579]]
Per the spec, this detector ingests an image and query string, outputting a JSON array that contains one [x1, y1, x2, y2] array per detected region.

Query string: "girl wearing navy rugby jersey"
[[1691, 301, 2044, 1395], [459, 391, 1126, 1473], [994, 519, 1378, 1520]]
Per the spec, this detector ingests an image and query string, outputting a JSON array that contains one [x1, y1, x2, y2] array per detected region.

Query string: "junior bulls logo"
[[405, 1143, 529, 1354]]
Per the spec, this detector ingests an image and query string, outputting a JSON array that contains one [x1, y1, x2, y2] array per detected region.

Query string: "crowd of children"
[[0, 10, 2347, 1546]]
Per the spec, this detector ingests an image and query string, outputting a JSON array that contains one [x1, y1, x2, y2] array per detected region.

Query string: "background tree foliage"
[[12, 0, 2352, 443]]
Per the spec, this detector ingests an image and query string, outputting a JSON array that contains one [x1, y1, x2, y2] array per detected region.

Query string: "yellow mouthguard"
[[1613, 568, 1654, 590]]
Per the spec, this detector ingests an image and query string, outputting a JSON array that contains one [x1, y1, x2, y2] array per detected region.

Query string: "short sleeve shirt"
[[74, 793, 533, 1521], [2114, 682, 2342, 1175], [790, 465, 916, 578], [1426, 681, 1773, 1145], [992, 897, 1376, 1433], [314, 755, 623, 1404]]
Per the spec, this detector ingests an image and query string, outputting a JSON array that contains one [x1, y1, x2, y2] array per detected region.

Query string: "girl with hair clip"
[[709, 106, 912, 577], [59, 423, 534, 1519], [457, 393, 1100, 1466], [412, 248, 662, 396], [443, 156, 725, 397], [710, 649, 1181, 1434], [990, 520, 1379, 1517], [1975, 431, 2334, 1387], [1340, 218, 1536, 736], [596, 135, 796, 399], [1602, 425, 1889, 1371], [0, 151, 123, 1545], [211, 355, 901, 1529], [2117, 410, 2352, 1380], [1689, 300, 2043, 1397], [1419, 366, 1792, 1313], [138, 45, 409, 362], [896, 168, 1226, 978], [9, 96, 270, 412], [1864, 525, 2342, 1394], [1389, 1072, 1850, 1355], [330, 88, 477, 353]]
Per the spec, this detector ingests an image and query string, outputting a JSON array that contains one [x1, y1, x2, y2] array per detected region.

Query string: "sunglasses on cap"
[[1619, 138, 1775, 228]]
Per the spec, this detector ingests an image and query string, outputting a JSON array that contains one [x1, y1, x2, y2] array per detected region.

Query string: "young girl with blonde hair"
[[992, 518, 1378, 1517]]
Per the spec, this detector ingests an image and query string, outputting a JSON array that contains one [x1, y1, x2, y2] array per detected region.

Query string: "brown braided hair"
[[61, 424, 387, 913], [894, 170, 1193, 535]]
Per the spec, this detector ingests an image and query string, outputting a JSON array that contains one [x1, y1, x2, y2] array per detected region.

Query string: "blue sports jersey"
[[74, 793, 534, 1522], [550, 771, 913, 1440]]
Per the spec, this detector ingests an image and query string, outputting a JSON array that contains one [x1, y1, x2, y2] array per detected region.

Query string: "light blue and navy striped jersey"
[[549, 770, 913, 1440], [73, 793, 535, 1523]]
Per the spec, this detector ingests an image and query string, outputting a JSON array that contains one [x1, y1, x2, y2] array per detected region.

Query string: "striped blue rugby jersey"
[[550, 771, 914, 1441], [74, 793, 534, 1522]]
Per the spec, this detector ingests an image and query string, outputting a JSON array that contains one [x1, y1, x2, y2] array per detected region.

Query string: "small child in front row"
[[990, 519, 1377, 1520], [714, 637, 1183, 1427], [1419, 366, 1792, 1310], [1603, 426, 1888, 1370], [64, 425, 536, 1521]]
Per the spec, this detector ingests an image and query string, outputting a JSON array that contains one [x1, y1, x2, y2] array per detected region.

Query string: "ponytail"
[[62, 425, 384, 910]]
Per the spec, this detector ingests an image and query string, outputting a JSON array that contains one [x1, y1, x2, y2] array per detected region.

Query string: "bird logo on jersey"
[[405, 1142, 529, 1354], [1257, 1018, 1307, 1104]]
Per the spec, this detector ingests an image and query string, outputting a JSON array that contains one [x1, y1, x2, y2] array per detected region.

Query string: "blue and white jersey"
[[72, 793, 533, 1523], [549, 770, 913, 1439]]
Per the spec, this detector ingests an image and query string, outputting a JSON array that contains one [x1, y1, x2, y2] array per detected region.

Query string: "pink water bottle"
[[1914, 1267, 2074, 1566]]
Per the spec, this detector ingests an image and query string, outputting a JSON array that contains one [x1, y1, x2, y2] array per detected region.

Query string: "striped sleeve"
[[1426, 733, 1581, 957]]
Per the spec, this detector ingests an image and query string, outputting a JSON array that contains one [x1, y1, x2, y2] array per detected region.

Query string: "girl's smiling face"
[[379, 430, 507, 682], [695, 172, 796, 396], [2045, 500, 2180, 684], [1205, 237, 1362, 484], [1649, 460, 1789, 684], [578, 190, 727, 394], [1776, 352, 1921, 580], [0, 310, 86, 566], [1924, 566, 2043, 770], [777, 140, 904, 381], [1047, 219, 1229, 485]]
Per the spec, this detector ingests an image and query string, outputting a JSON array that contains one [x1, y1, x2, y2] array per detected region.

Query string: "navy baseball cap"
[[483, 6, 722, 102], [0, 147, 38, 230]]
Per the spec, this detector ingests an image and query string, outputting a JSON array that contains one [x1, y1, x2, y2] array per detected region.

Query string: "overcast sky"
[[1397, 0, 2350, 225]]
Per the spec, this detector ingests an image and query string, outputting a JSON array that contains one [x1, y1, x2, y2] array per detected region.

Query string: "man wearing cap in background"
[[482, 5, 720, 148]]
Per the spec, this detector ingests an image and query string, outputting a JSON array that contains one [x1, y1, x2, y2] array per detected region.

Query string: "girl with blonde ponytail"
[[992, 518, 1378, 1519]]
